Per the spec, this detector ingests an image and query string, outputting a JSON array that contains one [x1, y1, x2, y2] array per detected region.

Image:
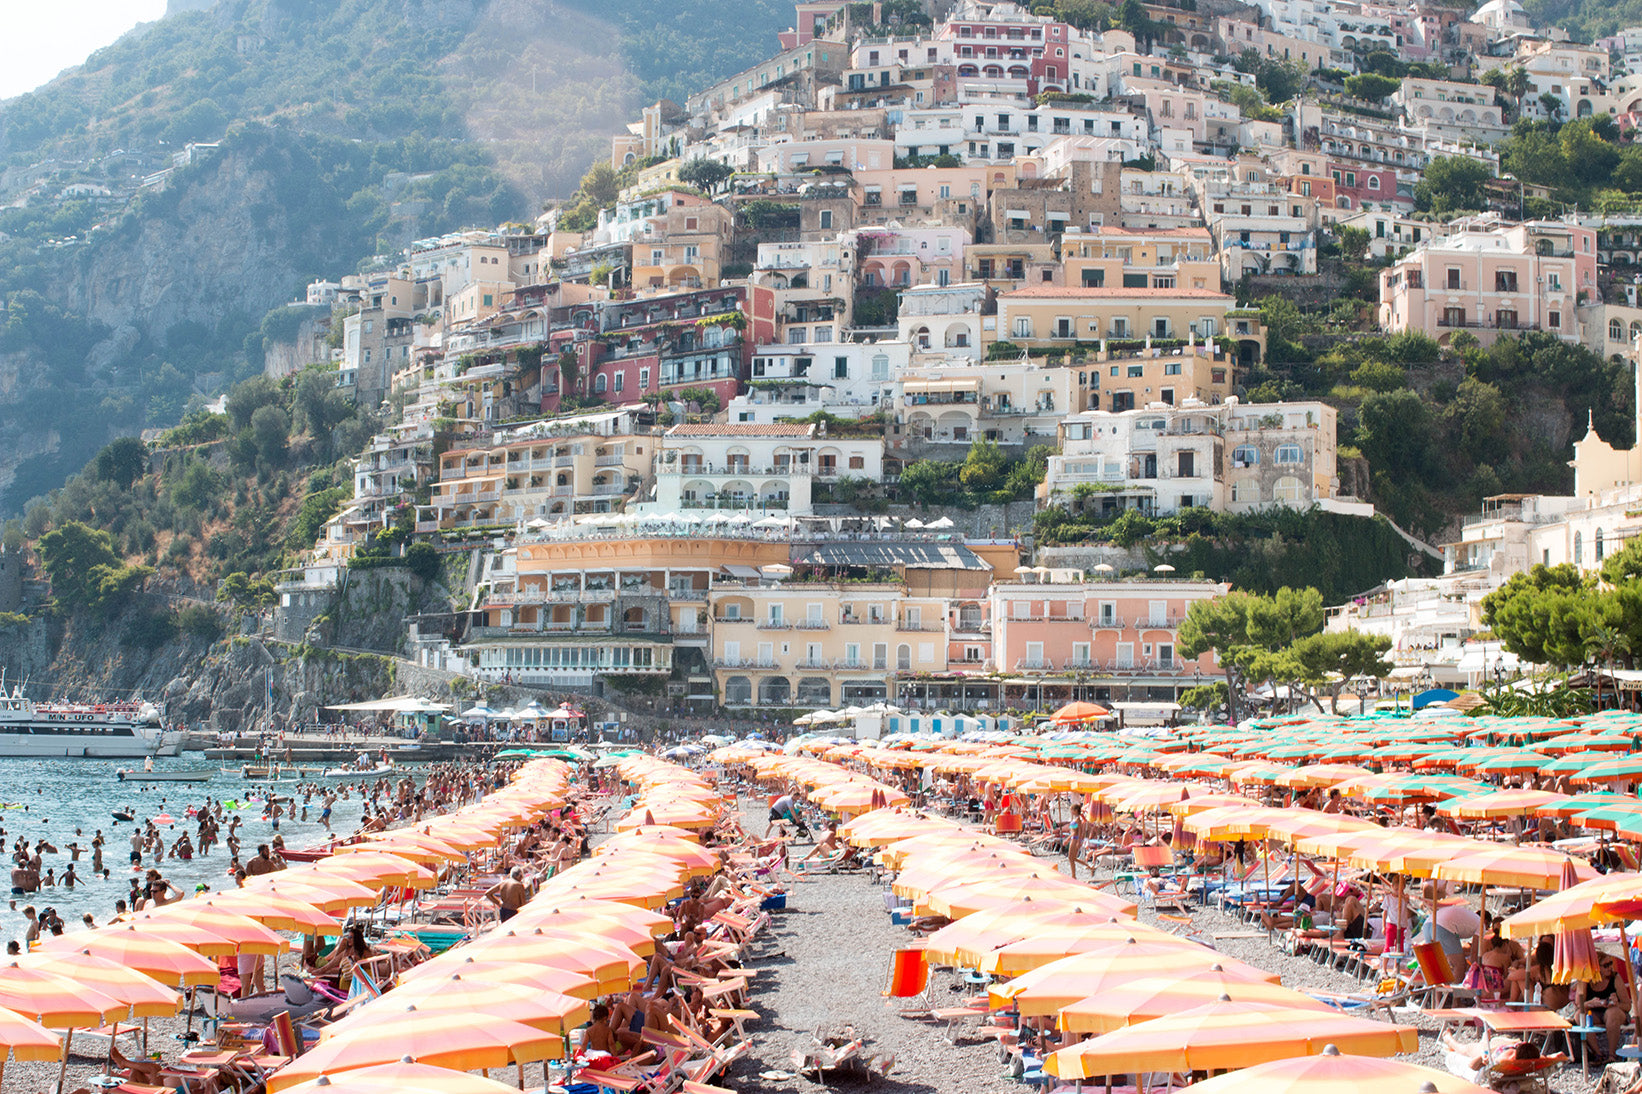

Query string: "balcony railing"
[[1005, 656, 1188, 673], [712, 657, 779, 669], [681, 497, 790, 510], [757, 620, 793, 630], [895, 621, 943, 631], [663, 464, 813, 477], [1436, 318, 1543, 332]]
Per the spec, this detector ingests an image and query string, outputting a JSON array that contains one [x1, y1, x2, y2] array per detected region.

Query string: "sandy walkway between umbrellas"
[[730, 793, 1606, 1094]]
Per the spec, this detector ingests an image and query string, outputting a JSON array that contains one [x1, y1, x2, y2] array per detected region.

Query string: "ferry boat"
[[0, 683, 182, 758]]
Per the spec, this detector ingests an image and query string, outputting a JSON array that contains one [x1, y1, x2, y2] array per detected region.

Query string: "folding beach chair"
[[883, 945, 932, 1014], [1413, 940, 1480, 1011]]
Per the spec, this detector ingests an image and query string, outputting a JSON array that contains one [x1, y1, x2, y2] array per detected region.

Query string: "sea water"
[[0, 755, 382, 950]]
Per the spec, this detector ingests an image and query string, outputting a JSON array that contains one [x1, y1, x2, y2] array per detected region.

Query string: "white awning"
[[721, 564, 762, 579], [905, 378, 980, 394]]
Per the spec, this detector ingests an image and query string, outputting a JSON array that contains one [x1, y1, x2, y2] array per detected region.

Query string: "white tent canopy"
[[325, 696, 450, 713]]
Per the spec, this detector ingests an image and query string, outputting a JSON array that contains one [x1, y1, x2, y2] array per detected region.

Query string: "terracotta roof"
[[665, 423, 814, 437], [1001, 286, 1232, 300]]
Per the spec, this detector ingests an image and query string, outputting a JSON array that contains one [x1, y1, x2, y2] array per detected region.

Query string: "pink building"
[[854, 224, 969, 289], [1379, 214, 1598, 346], [987, 575, 1228, 701], [937, 12, 1074, 93], [1325, 159, 1403, 214]]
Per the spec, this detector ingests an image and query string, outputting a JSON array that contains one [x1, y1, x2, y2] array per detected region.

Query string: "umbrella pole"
[[1330, 853, 1341, 931], [1477, 881, 1488, 975], [1626, 921, 1642, 1055], [57, 1028, 73, 1094], [1262, 842, 1271, 941], [1395, 874, 1407, 957]]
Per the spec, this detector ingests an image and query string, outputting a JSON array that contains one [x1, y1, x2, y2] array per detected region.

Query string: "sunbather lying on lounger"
[[1440, 1029, 1540, 1084]]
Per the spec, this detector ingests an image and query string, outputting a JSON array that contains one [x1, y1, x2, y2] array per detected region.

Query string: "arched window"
[[594, 374, 608, 394], [1231, 480, 1257, 504], [1232, 445, 1258, 466], [1574, 530, 1584, 565], [897, 644, 911, 670], [1597, 528, 1606, 561], [1273, 476, 1303, 504], [1275, 444, 1303, 464], [1612, 319, 1624, 342]]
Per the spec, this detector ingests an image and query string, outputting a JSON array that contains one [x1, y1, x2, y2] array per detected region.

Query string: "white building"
[[1040, 397, 1344, 517], [729, 341, 910, 423], [652, 423, 886, 515], [1335, 209, 1433, 260], [1200, 179, 1319, 278], [895, 354, 1093, 447], [1394, 78, 1510, 147], [897, 282, 988, 359]]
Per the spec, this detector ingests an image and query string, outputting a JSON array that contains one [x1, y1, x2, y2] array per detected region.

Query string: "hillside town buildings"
[[245, 0, 1642, 714]]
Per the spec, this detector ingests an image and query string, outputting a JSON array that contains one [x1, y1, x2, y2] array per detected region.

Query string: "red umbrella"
[[1051, 701, 1111, 725]]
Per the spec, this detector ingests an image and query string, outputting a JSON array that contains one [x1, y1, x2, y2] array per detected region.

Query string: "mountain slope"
[[0, 0, 791, 515]]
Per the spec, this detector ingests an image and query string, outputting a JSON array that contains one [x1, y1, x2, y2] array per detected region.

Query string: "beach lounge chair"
[[573, 1048, 689, 1093], [883, 946, 932, 1014], [1414, 940, 1481, 1011], [790, 1035, 863, 1079], [1479, 1050, 1567, 1094]]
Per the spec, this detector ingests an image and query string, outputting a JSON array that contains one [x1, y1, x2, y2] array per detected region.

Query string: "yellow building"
[[465, 535, 789, 689], [428, 431, 653, 529], [707, 540, 1010, 707], [1085, 341, 1237, 412], [464, 531, 1020, 705], [993, 286, 1265, 366], [1060, 226, 1220, 292], [631, 203, 733, 293]]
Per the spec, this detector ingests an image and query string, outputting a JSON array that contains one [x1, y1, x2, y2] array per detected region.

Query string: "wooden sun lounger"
[[930, 1005, 991, 1043]]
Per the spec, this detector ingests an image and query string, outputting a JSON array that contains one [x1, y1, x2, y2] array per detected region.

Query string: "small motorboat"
[[321, 764, 395, 779], [111, 810, 134, 822], [116, 769, 211, 782]]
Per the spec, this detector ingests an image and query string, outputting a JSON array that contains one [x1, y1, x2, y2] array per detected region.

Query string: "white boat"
[[321, 764, 395, 779], [0, 682, 181, 759], [116, 769, 212, 782]]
